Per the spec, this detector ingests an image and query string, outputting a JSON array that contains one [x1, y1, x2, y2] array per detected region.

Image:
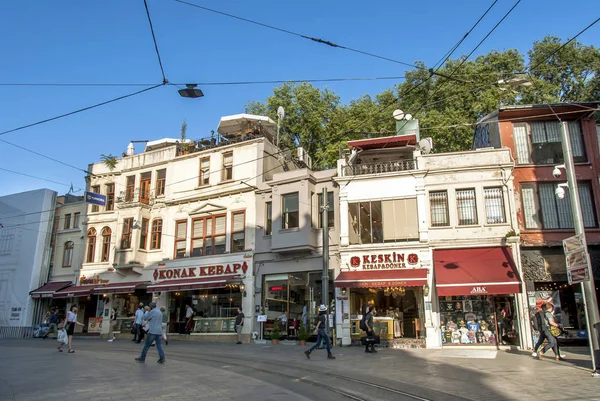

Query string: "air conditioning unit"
[[296, 147, 313, 169]]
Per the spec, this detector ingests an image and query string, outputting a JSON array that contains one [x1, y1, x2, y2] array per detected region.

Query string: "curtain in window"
[[521, 186, 540, 229], [484, 187, 506, 224], [545, 121, 562, 142], [513, 125, 531, 164], [539, 184, 559, 229], [568, 121, 585, 158], [530, 122, 546, 143], [579, 183, 596, 228], [430, 191, 449, 227], [348, 203, 360, 245], [555, 188, 574, 229], [456, 189, 477, 225]]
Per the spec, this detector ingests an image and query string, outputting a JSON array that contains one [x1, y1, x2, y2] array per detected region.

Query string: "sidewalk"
[[0, 339, 598, 401]]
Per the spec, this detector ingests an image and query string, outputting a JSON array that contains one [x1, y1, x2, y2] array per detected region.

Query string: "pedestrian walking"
[[135, 302, 165, 364], [57, 305, 84, 353], [532, 303, 564, 361], [304, 305, 335, 360], [184, 304, 194, 335], [235, 307, 244, 344], [546, 300, 567, 359], [133, 305, 144, 343], [160, 306, 168, 346], [107, 308, 117, 342], [44, 309, 58, 339], [363, 306, 377, 353]]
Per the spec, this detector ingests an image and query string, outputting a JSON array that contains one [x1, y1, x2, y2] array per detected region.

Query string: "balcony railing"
[[342, 160, 417, 176], [116, 188, 156, 208]]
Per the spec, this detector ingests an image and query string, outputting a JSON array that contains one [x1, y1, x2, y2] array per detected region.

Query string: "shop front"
[[145, 258, 253, 342], [335, 248, 433, 347], [53, 283, 104, 335], [434, 247, 523, 348]]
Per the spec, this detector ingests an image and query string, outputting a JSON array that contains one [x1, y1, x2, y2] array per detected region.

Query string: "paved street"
[[0, 338, 598, 401]]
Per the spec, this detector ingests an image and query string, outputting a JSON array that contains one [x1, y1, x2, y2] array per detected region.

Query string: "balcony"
[[341, 160, 417, 177], [116, 188, 156, 209]]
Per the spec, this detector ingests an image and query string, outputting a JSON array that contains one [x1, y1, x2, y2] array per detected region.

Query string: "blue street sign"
[[85, 191, 106, 206]]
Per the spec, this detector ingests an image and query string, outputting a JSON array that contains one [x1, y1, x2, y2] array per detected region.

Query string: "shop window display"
[[350, 287, 425, 340], [439, 295, 519, 346]]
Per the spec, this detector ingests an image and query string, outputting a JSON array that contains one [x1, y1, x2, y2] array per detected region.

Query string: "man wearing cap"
[[304, 305, 335, 360], [135, 302, 165, 364]]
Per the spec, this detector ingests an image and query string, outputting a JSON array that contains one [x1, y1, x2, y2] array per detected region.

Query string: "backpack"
[[532, 311, 547, 331], [360, 315, 367, 331]]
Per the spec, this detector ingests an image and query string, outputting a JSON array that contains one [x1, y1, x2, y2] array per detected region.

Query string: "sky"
[[0, 0, 598, 197]]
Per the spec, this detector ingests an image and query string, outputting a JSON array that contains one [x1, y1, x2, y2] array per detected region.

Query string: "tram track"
[[110, 345, 448, 401]]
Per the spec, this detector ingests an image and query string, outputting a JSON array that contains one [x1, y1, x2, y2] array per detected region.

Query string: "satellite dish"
[[418, 138, 433, 154], [405, 114, 413, 121], [392, 109, 405, 121], [277, 106, 285, 120]]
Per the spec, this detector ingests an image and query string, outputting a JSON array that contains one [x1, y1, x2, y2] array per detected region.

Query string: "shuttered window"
[[521, 185, 541, 229], [429, 191, 450, 227], [231, 211, 246, 252], [191, 214, 227, 256], [174, 220, 188, 259], [382, 198, 419, 241], [513, 124, 531, 164], [484, 187, 506, 224]]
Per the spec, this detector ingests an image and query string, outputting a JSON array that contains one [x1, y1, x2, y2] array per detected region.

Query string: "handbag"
[[550, 326, 562, 337], [57, 329, 68, 344], [64, 322, 71, 331], [130, 326, 136, 334], [360, 335, 381, 345]]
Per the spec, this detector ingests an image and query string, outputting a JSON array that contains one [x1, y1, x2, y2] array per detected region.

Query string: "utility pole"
[[560, 121, 600, 375], [321, 188, 329, 312]]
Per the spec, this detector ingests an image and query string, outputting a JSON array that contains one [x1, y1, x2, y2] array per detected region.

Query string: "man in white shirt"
[[133, 305, 145, 343], [185, 304, 194, 335]]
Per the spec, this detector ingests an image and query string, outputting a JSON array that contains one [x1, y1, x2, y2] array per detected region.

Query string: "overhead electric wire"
[[174, 0, 419, 69], [0, 83, 165, 138], [0, 167, 82, 189], [0, 83, 159, 87], [143, 0, 168, 83]]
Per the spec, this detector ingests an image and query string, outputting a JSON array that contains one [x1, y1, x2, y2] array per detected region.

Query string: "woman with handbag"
[[57, 305, 84, 353]]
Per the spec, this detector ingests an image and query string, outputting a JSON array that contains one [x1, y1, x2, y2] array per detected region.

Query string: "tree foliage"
[[245, 36, 600, 167]]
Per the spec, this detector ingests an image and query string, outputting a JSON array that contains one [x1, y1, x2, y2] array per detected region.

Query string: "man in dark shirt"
[[304, 305, 335, 360], [44, 309, 58, 339], [364, 306, 377, 353], [235, 307, 245, 344]]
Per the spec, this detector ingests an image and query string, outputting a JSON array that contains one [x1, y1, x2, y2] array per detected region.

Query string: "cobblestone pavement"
[[0, 338, 598, 401]]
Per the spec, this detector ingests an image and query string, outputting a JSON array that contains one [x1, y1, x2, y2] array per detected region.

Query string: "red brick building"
[[474, 102, 600, 336]]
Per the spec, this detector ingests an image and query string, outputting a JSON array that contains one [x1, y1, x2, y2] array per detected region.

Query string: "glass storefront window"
[[439, 295, 519, 346], [350, 287, 425, 339]]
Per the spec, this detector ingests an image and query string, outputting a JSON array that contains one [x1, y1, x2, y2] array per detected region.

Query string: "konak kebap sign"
[[153, 261, 249, 280], [350, 252, 419, 270]]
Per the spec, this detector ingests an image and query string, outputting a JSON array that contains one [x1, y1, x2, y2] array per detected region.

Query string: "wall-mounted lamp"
[[240, 283, 247, 297], [341, 288, 347, 296], [423, 284, 430, 297]]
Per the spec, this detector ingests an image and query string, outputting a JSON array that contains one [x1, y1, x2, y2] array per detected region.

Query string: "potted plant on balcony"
[[298, 323, 308, 346], [270, 322, 281, 344], [178, 119, 192, 156], [100, 154, 118, 171]]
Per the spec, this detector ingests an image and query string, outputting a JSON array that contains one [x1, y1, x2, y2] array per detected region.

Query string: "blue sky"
[[0, 0, 598, 196]]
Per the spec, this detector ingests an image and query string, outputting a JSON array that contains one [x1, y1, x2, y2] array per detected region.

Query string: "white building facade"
[[335, 128, 527, 349], [36, 114, 295, 342], [0, 189, 56, 336]]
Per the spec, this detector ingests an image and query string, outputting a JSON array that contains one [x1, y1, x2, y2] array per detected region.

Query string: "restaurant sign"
[[350, 252, 419, 270], [153, 261, 249, 280], [79, 274, 109, 285]]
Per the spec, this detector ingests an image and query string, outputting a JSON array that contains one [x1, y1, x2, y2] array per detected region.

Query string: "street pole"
[[321, 188, 329, 312], [560, 121, 600, 374]]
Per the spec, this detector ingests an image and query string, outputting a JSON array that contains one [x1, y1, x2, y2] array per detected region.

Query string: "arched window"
[[86, 228, 97, 263], [62, 241, 74, 267], [151, 219, 163, 250], [101, 227, 112, 262]]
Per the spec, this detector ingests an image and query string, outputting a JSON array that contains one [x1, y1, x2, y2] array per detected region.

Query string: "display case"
[[117, 317, 134, 333], [350, 317, 394, 340], [192, 317, 236, 333]]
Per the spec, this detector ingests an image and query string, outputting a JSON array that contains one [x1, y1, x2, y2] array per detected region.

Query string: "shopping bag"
[[57, 329, 68, 344], [360, 335, 381, 345]]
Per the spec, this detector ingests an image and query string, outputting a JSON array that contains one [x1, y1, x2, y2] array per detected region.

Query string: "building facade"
[[254, 167, 339, 339], [0, 189, 56, 335], [475, 102, 600, 345], [335, 118, 527, 349], [31, 114, 297, 341]]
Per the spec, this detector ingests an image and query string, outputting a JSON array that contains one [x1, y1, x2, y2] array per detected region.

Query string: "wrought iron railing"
[[116, 188, 156, 208], [342, 160, 417, 176]]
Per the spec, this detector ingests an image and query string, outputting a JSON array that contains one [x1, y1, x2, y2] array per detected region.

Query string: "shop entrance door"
[[494, 296, 520, 346]]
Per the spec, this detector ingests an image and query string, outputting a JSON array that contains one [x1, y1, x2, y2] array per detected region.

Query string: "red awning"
[[30, 281, 72, 298], [434, 247, 522, 296], [334, 269, 428, 288], [92, 281, 149, 294], [146, 275, 239, 292], [53, 284, 98, 299], [347, 134, 417, 150]]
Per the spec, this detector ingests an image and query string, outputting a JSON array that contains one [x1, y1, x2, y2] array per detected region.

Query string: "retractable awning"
[[146, 275, 240, 292], [53, 284, 99, 299], [434, 247, 522, 296], [92, 281, 149, 294], [29, 281, 72, 298], [334, 269, 428, 288]]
